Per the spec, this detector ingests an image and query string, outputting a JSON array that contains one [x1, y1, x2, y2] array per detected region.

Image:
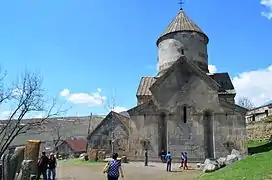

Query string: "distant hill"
[[8, 115, 104, 146]]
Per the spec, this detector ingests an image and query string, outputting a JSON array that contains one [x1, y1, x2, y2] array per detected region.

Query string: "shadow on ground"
[[248, 141, 272, 155]]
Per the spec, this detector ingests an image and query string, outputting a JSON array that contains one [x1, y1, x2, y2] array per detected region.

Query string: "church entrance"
[[203, 111, 214, 159], [158, 113, 167, 155]]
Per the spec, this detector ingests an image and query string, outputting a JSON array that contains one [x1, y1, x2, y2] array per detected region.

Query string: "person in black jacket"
[[36, 152, 49, 180], [47, 153, 57, 180]]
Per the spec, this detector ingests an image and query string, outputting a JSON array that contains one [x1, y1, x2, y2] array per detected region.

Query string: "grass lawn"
[[59, 158, 104, 165], [197, 150, 272, 180]]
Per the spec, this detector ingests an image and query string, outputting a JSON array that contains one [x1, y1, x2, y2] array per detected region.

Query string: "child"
[[179, 152, 184, 168], [165, 151, 172, 172], [183, 152, 188, 170]]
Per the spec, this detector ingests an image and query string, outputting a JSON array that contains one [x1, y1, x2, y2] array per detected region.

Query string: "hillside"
[[198, 150, 272, 180], [9, 115, 104, 146]]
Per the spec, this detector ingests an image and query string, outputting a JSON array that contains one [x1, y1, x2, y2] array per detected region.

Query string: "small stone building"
[[246, 103, 272, 123], [87, 8, 248, 161], [56, 139, 87, 158]]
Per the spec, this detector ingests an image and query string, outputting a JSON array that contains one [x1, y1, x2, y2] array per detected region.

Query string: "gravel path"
[[56, 162, 201, 180]]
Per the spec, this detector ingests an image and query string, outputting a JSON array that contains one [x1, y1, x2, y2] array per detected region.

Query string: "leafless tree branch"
[[237, 96, 255, 110], [103, 88, 117, 112], [0, 70, 66, 156]]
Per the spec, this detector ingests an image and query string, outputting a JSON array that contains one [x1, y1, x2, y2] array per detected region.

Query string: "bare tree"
[[0, 70, 65, 156], [237, 97, 255, 110], [86, 113, 92, 152], [50, 116, 80, 151], [103, 88, 117, 112]]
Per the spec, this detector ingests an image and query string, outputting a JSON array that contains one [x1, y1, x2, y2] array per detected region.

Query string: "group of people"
[[162, 151, 189, 172], [36, 152, 57, 180]]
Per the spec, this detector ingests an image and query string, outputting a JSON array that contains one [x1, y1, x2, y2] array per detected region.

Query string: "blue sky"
[[0, 0, 272, 117]]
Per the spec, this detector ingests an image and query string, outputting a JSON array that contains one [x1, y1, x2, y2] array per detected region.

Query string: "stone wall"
[[214, 113, 247, 158], [157, 31, 208, 73], [87, 113, 130, 156], [247, 121, 272, 140]]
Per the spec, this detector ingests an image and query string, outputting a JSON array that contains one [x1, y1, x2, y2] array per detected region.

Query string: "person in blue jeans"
[[103, 153, 124, 180], [47, 153, 57, 180], [165, 151, 172, 172]]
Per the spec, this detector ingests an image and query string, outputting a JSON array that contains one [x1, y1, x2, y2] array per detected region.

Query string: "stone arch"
[[203, 109, 214, 159]]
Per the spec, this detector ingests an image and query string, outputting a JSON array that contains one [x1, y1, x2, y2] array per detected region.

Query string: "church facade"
[[87, 8, 247, 161]]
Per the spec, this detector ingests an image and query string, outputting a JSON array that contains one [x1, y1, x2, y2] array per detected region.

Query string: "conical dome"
[[157, 8, 208, 45]]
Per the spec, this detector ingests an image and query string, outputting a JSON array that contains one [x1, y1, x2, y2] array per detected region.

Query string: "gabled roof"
[[127, 99, 157, 115], [150, 56, 220, 93], [60, 139, 87, 152], [208, 73, 236, 95], [87, 111, 130, 140], [136, 76, 156, 96], [157, 9, 208, 45], [136, 72, 236, 96]]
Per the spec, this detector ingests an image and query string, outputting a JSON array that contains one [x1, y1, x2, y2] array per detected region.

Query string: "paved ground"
[[56, 162, 202, 180]]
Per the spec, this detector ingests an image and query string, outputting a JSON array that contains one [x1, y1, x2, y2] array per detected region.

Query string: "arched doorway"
[[158, 112, 167, 155], [203, 111, 214, 159]]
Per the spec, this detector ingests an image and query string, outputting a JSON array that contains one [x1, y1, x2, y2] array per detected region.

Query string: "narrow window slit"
[[183, 106, 187, 123]]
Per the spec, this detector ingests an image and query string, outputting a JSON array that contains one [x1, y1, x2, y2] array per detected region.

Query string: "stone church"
[[87, 8, 247, 161]]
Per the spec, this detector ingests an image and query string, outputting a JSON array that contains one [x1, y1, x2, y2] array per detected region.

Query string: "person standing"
[[165, 151, 172, 172], [179, 152, 184, 168], [47, 153, 57, 180], [183, 152, 189, 170], [36, 152, 49, 180], [144, 149, 148, 166], [103, 153, 124, 180], [160, 150, 166, 163]]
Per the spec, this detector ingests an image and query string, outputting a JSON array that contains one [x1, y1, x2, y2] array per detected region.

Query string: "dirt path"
[[56, 162, 202, 180]]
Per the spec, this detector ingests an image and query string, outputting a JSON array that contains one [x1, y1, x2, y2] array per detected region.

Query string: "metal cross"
[[178, 0, 185, 10]]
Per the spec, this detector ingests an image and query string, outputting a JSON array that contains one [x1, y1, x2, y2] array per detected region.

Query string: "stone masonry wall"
[[214, 113, 247, 158], [247, 121, 272, 140]]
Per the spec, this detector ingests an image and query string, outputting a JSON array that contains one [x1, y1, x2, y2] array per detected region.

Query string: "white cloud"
[[60, 89, 70, 97], [261, 0, 272, 20], [12, 88, 23, 96], [112, 106, 128, 113], [0, 111, 11, 120], [28, 113, 44, 119], [60, 88, 106, 106], [233, 65, 272, 106], [208, 65, 217, 73]]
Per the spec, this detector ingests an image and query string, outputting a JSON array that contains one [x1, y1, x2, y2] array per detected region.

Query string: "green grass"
[[248, 140, 269, 148], [59, 158, 104, 165], [197, 150, 272, 180]]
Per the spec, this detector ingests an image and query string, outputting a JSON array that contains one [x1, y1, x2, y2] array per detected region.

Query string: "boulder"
[[204, 158, 211, 165], [79, 153, 88, 161], [196, 163, 205, 170], [203, 163, 216, 173], [121, 156, 128, 163], [104, 157, 113, 162], [226, 154, 238, 165], [231, 149, 242, 160], [202, 158, 220, 173], [217, 157, 226, 168]]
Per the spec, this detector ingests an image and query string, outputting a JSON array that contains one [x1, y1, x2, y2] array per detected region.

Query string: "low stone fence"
[[247, 121, 272, 140]]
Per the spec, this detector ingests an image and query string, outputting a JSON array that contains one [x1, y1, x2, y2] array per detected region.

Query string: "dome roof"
[[157, 8, 208, 45]]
